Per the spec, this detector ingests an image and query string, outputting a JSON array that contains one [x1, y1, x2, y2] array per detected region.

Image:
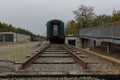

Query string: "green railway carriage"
[[47, 19, 65, 44]]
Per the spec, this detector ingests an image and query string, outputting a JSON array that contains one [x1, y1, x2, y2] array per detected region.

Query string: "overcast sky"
[[0, 0, 120, 36]]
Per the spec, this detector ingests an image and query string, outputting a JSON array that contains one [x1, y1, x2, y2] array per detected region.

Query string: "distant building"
[[0, 32, 31, 42]]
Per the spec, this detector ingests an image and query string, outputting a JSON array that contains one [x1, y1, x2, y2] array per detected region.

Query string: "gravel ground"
[[41, 54, 69, 56], [0, 41, 48, 71], [0, 44, 119, 80], [0, 42, 42, 61]]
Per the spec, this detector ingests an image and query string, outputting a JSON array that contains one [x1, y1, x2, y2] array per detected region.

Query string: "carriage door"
[[53, 24, 58, 36]]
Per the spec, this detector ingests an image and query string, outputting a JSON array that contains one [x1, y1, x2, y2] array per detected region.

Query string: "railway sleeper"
[[32, 62, 76, 64], [0, 74, 120, 80], [44, 52, 67, 53], [0, 65, 15, 71], [39, 56, 70, 58]]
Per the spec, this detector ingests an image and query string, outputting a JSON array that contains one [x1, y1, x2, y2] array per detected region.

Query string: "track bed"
[[0, 44, 120, 80]]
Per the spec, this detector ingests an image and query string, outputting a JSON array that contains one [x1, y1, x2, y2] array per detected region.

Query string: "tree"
[[65, 20, 79, 35], [73, 5, 95, 28], [112, 10, 120, 22], [92, 14, 112, 26], [0, 22, 3, 32], [0, 21, 42, 40]]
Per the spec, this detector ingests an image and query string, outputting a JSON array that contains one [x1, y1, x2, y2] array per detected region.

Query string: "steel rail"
[[20, 44, 50, 69], [62, 45, 88, 69]]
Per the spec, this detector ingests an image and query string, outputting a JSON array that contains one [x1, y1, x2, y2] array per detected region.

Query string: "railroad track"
[[0, 44, 120, 80]]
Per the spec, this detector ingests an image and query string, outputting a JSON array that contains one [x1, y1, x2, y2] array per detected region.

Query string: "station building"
[[0, 32, 31, 42], [65, 34, 80, 48], [65, 34, 101, 49]]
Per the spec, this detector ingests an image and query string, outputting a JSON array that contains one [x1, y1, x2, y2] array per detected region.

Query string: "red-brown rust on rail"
[[62, 45, 88, 69], [21, 45, 50, 69]]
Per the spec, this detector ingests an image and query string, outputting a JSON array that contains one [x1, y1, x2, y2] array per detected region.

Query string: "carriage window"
[[53, 25, 58, 36]]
